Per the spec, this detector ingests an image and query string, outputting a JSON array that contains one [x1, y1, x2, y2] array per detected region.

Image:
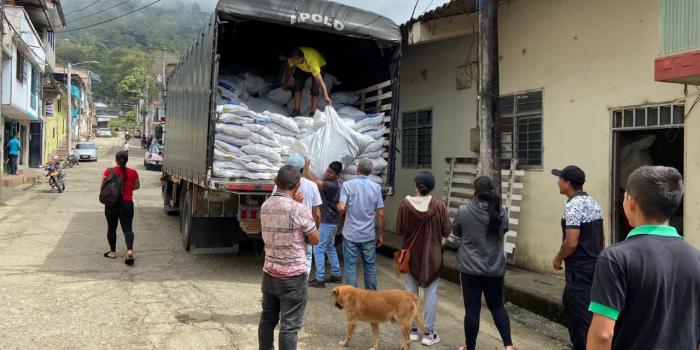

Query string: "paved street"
[[0, 137, 569, 350]]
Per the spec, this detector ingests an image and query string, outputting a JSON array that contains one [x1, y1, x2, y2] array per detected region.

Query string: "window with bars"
[[611, 103, 684, 129], [499, 90, 543, 167], [16, 52, 26, 83], [402, 110, 432, 168]]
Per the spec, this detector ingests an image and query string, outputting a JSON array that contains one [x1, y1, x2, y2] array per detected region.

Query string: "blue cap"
[[287, 153, 305, 170]]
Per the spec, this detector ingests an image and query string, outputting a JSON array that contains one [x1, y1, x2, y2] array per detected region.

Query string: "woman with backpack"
[[396, 171, 451, 346], [102, 150, 140, 266], [453, 176, 514, 350]]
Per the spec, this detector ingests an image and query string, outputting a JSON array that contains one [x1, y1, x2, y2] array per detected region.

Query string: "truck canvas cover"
[[216, 0, 401, 46]]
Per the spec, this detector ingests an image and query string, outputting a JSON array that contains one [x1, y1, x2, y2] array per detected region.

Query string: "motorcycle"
[[63, 153, 80, 168], [45, 161, 65, 193]]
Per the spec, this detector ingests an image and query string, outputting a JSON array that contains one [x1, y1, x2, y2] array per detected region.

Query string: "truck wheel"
[[180, 186, 192, 251]]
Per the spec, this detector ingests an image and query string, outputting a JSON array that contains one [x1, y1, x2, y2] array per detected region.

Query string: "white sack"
[[362, 127, 387, 140], [365, 140, 384, 153], [369, 175, 384, 184], [215, 123, 252, 139], [275, 134, 308, 155], [293, 117, 314, 129], [214, 140, 246, 158], [369, 157, 388, 174], [213, 167, 244, 179], [218, 112, 255, 125], [267, 87, 292, 106], [243, 171, 276, 180], [241, 144, 282, 163], [246, 97, 290, 116], [353, 113, 385, 131], [245, 161, 279, 173], [343, 164, 357, 175], [213, 160, 246, 170], [331, 91, 359, 105], [359, 149, 383, 159], [216, 102, 249, 113], [243, 123, 275, 140], [215, 133, 250, 147], [249, 133, 280, 148], [268, 122, 299, 138], [214, 148, 244, 161], [240, 72, 269, 95], [265, 111, 300, 133], [337, 105, 366, 119]]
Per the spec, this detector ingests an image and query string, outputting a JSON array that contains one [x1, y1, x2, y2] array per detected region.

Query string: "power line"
[[59, 0, 162, 33], [64, 0, 101, 18], [67, 0, 133, 24], [410, 0, 421, 19]]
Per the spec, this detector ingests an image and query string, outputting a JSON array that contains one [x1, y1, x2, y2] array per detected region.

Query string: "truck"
[[162, 0, 402, 252]]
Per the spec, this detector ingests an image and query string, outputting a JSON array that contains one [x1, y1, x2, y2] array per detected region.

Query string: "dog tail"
[[413, 296, 426, 334]]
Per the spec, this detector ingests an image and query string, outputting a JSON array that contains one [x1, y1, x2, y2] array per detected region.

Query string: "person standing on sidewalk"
[[453, 176, 514, 350], [102, 150, 139, 266], [551, 165, 603, 350], [273, 154, 322, 275], [303, 158, 343, 288], [258, 165, 319, 350], [396, 171, 451, 346], [587, 166, 700, 350], [337, 159, 384, 290], [7, 135, 20, 175]]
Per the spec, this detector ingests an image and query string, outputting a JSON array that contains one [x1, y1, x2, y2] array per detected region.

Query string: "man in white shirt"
[[273, 154, 322, 275]]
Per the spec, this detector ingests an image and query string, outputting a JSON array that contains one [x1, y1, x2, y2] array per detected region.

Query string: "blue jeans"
[[343, 237, 377, 290], [314, 223, 341, 281]]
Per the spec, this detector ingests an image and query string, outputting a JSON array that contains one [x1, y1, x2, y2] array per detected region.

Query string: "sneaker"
[[325, 275, 342, 284], [421, 332, 441, 346], [410, 328, 420, 342], [289, 109, 301, 117], [308, 279, 325, 288]]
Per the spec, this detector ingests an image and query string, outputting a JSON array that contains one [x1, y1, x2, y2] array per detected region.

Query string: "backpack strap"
[[109, 168, 115, 176]]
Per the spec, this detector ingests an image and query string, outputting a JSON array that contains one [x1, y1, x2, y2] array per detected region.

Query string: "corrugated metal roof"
[[404, 0, 476, 26]]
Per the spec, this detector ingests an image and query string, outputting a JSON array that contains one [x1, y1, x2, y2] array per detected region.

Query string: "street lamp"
[[66, 61, 100, 155]]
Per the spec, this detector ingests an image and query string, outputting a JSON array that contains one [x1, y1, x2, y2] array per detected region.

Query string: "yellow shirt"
[[288, 47, 326, 76]]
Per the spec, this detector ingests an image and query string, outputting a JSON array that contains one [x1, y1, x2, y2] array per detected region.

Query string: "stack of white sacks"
[[215, 72, 388, 184]]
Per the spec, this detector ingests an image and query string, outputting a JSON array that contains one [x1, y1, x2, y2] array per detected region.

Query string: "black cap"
[[552, 165, 586, 186]]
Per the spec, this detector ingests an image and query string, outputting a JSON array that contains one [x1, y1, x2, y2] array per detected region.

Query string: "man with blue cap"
[[273, 154, 322, 275]]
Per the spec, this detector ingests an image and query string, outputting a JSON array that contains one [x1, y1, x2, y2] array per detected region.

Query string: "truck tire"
[[180, 185, 192, 251]]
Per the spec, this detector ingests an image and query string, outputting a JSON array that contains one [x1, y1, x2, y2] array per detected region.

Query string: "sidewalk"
[[1, 171, 42, 188], [379, 231, 567, 325]]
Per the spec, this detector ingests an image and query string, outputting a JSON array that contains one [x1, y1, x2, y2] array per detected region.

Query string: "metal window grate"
[[402, 110, 432, 168], [611, 103, 685, 130], [499, 90, 543, 168]]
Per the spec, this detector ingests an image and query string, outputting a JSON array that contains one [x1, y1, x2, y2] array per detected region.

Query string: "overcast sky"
[[197, 0, 450, 24]]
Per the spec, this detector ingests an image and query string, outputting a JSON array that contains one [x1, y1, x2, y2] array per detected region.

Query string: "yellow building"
[[42, 81, 69, 164]]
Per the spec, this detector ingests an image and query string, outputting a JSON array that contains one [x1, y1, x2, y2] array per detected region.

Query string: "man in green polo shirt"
[[283, 47, 332, 117], [587, 166, 700, 350]]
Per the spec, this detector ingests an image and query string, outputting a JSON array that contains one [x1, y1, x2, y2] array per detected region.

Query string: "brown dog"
[[332, 285, 425, 350]]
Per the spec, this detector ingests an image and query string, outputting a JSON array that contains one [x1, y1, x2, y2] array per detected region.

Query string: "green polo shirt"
[[587, 225, 700, 349]]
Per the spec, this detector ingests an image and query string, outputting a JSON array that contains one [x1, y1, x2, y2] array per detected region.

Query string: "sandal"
[[103, 252, 117, 259], [124, 256, 135, 266]]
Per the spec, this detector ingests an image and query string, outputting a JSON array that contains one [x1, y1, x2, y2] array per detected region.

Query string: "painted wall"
[[1, 46, 41, 120], [385, 35, 479, 231], [43, 96, 68, 164], [394, 0, 692, 274]]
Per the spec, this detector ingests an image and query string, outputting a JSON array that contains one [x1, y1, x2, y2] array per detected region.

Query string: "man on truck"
[[283, 47, 332, 117]]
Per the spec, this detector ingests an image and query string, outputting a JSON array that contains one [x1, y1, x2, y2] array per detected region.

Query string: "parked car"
[[97, 128, 112, 137], [144, 142, 163, 171], [74, 142, 97, 162]]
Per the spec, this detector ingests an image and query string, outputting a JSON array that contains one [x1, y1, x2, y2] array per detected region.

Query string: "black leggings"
[[460, 273, 513, 350], [105, 201, 135, 251]]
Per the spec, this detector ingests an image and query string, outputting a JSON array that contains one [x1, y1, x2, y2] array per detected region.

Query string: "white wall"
[[386, 35, 479, 231]]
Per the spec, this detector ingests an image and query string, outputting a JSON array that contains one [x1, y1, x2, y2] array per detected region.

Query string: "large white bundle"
[[267, 87, 292, 105], [213, 167, 244, 179], [216, 102, 249, 113], [343, 164, 357, 175], [265, 111, 300, 133], [243, 123, 275, 140], [239, 72, 269, 95], [362, 127, 387, 140], [214, 160, 246, 170], [243, 171, 276, 180], [305, 107, 373, 178], [331, 91, 359, 105], [369, 157, 388, 174], [369, 175, 384, 184], [246, 97, 290, 116], [214, 140, 246, 158], [249, 133, 280, 148], [241, 144, 282, 163], [359, 149, 383, 159], [293, 117, 314, 130], [215, 133, 250, 147], [219, 113, 255, 125], [337, 105, 366, 119], [268, 123, 298, 138], [245, 161, 280, 173], [353, 113, 385, 131], [215, 123, 252, 139], [275, 134, 308, 155], [365, 140, 384, 153]]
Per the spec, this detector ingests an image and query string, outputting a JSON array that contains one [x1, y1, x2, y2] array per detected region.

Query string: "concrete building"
[[1, 0, 64, 172], [387, 0, 700, 274], [41, 75, 68, 164]]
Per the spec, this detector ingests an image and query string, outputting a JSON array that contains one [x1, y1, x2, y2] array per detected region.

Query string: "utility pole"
[[477, 0, 501, 193], [66, 63, 72, 157], [1, 1, 4, 188]]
